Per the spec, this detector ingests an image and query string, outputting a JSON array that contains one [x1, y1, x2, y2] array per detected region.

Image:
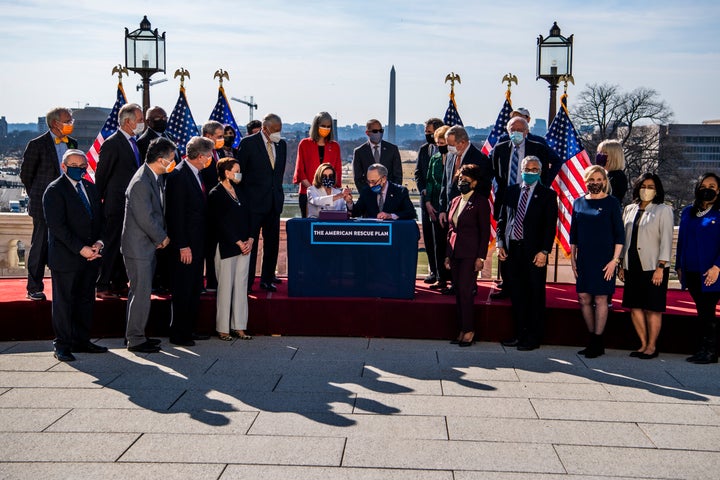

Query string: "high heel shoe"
[[458, 333, 475, 347]]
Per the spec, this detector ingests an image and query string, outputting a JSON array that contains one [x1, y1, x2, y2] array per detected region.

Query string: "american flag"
[[167, 86, 199, 157], [85, 83, 127, 182], [209, 85, 241, 148], [443, 93, 463, 126], [546, 94, 592, 255]]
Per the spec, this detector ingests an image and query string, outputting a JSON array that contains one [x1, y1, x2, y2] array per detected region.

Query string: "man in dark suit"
[[43, 149, 106, 362], [199, 120, 225, 291], [496, 156, 558, 351], [415, 118, 444, 284], [350, 163, 416, 220], [237, 113, 287, 292], [165, 136, 215, 346], [20, 107, 77, 301], [495, 107, 549, 146], [352, 119, 402, 191], [491, 116, 560, 299], [122, 137, 176, 353], [95, 103, 144, 298]]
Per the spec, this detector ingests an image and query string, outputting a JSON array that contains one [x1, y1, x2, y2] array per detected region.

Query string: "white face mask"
[[447, 145, 458, 154], [232, 172, 242, 183], [268, 131, 282, 143], [133, 122, 145, 136], [639, 188, 656, 202]]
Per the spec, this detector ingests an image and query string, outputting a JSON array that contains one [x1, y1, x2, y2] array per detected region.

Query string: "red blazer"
[[446, 191, 491, 260], [293, 138, 342, 194]]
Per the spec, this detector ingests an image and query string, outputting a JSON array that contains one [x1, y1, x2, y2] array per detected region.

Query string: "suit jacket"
[[207, 183, 253, 259], [293, 138, 342, 195], [352, 140, 402, 190], [496, 182, 558, 256], [237, 132, 287, 215], [121, 165, 167, 260], [165, 161, 206, 254], [414, 142, 436, 203], [676, 205, 720, 292], [492, 138, 561, 218], [350, 182, 416, 220], [621, 202, 674, 271], [446, 191, 491, 260], [95, 130, 141, 216], [136, 129, 181, 165], [439, 144, 492, 213], [43, 175, 103, 272], [20, 131, 77, 218]]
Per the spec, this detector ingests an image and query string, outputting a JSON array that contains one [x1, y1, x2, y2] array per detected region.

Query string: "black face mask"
[[595, 152, 608, 167], [696, 187, 718, 203], [458, 181, 472, 194], [438, 145, 448, 155], [224, 135, 235, 148], [425, 133, 435, 145], [151, 119, 167, 133]]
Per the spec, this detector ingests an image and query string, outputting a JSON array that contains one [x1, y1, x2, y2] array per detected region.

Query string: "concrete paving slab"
[[48, 348, 218, 374], [437, 365, 520, 381], [169, 390, 356, 414], [105, 372, 281, 391], [0, 408, 69, 432], [0, 432, 138, 462], [362, 361, 444, 379], [441, 380, 612, 400], [454, 473, 637, 480], [342, 438, 564, 473], [604, 383, 719, 404], [447, 417, 653, 447], [220, 465, 453, 479], [353, 393, 536, 418], [275, 374, 442, 395], [556, 444, 720, 479], [46, 408, 258, 434], [119, 433, 344, 465], [0, 371, 115, 388], [0, 355, 59, 371], [639, 423, 720, 450], [209, 358, 365, 377], [0, 387, 184, 410], [0, 462, 224, 480], [248, 412, 447, 439], [532, 398, 720, 425]]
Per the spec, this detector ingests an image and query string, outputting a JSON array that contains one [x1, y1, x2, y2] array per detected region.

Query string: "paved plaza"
[[0, 336, 719, 479]]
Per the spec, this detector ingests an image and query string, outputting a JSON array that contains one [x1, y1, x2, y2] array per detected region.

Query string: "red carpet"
[[0, 277, 711, 353]]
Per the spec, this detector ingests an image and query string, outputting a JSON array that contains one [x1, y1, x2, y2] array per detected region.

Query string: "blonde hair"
[[583, 165, 611, 194], [597, 139, 625, 172], [312, 163, 336, 188], [433, 125, 450, 142]]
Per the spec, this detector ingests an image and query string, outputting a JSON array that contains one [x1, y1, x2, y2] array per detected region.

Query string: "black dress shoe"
[[441, 286, 456, 295], [688, 351, 718, 364], [128, 341, 161, 353], [271, 276, 283, 284], [459, 340, 475, 347], [169, 337, 196, 347], [423, 273, 437, 284], [26, 291, 47, 301], [490, 290, 510, 300], [429, 282, 447, 290], [146, 338, 162, 345], [501, 338, 520, 347], [629, 351, 643, 357], [260, 282, 277, 292], [54, 350, 76, 362], [517, 343, 539, 351], [72, 342, 108, 353], [191, 333, 210, 341]]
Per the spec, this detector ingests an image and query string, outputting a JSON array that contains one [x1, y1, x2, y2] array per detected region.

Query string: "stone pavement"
[[1, 336, 719, 479]]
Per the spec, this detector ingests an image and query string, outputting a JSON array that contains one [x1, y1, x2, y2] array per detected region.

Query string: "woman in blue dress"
[[570, 165, 624, 358]]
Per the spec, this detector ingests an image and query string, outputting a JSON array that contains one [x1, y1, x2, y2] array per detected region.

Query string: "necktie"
[[55, 136, 68, 144], [157, 177, 165, 208], [198, 174, 206, 195], [377, 192, 384, 212], [129, 137, 141, 167], [509, 146, 520, 186], [266, 140, 275, 169], [373, 145, 380, 163], [76, 182, 92, 218], [511, 185, 530, 240]]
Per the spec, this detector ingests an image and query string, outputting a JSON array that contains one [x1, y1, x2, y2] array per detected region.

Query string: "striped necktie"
[[509, 146, 520, 186], [511, 185, 530, 240]]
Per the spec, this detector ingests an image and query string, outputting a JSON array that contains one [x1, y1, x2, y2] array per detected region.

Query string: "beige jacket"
[[621, 202, 674, 271]]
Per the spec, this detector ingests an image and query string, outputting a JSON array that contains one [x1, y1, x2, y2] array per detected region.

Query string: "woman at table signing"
[[306, 163, 352, 218]]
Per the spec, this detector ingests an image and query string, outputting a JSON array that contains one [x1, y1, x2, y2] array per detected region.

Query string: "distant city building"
[[72, 106, 111, 151], [0, 117, 7, 138], [665, 123, 720, 176], [532, 119, 547, 137]]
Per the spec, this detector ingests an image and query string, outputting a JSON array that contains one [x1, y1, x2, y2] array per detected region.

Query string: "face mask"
[[133, 122, 145, 136], [321, 176, 335, 188], [368, 132, 383, 144], [65, 166, 86, 182], [595, 152, 608, 167], [370, 184, 383, 194], [458, 180, 472, 195], [447, 145, 458, 154], [425, 133, 435, 145], [639, 188, 656, 202], [204, 156, 212, 169], [522, 172, 540, 185], [164, 159, 176, 174], [213, 138, 224, 150], [232, 172, 242, 184], [223, 135, 235, 148], [318, 127, 331, 138], [509, 131, 524, 146], [269, 131, 282, 143], [151, 119, 167, 133], [60, 123, 74, 136], [696, 187, 718, 203], [587, 182, 603, 194], [438, 145, 448, 155]]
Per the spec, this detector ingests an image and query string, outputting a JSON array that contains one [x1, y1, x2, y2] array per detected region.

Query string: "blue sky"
[[1, 0, 718, 128]]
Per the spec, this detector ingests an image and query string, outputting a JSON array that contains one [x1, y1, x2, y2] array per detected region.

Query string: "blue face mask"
[[368, 132, 383, 144], [521, 172, 540, 185], [509, 131, 525, 146], [370, 184, 382, 194], [66, 166, 86, 182]]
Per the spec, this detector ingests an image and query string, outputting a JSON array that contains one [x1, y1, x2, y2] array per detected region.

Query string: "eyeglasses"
[[369, 129, 384, 134], [367, 177, 384, 186], [522, 168, 540, 173]]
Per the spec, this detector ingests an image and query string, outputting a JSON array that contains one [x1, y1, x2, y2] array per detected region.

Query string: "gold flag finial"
[[213, 69, 230, 86], [559, 74, 575, 94], [444, 72, 461, 96], [174, 68, 191, 87], [111, 64, 129, 84], [501, 73, 518, 101]]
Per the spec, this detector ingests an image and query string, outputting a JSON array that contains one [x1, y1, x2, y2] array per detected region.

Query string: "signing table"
[[286, 218, 420, 299]]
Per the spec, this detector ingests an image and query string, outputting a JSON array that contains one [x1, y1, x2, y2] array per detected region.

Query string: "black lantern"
[[125, 16, 166, 112], [536, 22, 573, 124]]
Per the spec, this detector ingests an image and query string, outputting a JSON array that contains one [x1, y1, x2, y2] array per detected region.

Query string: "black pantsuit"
[[685, 271, 720, 354], [507, 240, 548, 346]]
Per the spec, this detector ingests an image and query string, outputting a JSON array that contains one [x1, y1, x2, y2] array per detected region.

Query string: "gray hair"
[[521, 155, 542, 171], [46, 107, 72, 129], [262, 113, 282, 128], [118, 103, 142, 127], [367, 163, 388, 178], [507, 116, 529, 133], [62, 148, 87, 165], [445, 125, 468, 143], [201, 120, 224, 136], [186, 136, 215, 160]]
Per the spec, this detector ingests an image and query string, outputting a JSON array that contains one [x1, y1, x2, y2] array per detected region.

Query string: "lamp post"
[[536, 22, 573, 125], [125, 16, 166, 113]]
